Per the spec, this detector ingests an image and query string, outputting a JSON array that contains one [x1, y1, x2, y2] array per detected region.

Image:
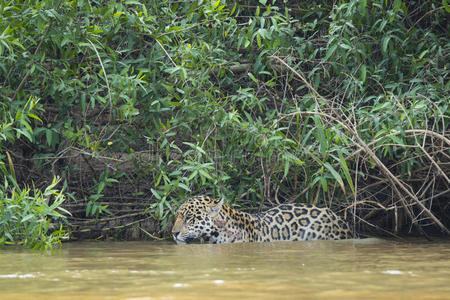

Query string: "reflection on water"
[[1, 238, 449, 299]]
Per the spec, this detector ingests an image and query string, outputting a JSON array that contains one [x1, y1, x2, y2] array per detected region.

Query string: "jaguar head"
[[172, 196, 223, 245]]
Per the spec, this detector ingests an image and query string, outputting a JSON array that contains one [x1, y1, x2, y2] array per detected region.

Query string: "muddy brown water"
[[1, 238, 449, 299]]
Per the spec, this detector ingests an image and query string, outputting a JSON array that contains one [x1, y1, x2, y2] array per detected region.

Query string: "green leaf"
[[230, 2, 237, 15], [57, 206, 71, 216], [313, 115, 327, 155], [325, 44, 337, 61], [393, 0, 402, 11], [418, 50, 429, 60], [390, 135, 404, 145], [16, 129, 33, 142], [256, 33, 262, 48], [444, 0, 450, 12], [86, 201, 93, 217], [151, 188, 161, 200], [46, 130, 53, 147], [323, 162, 345, 193], [320, 177, 328, 192], [21, 214, 35, 223], [382, 36, 391, 54], [360, 0, 368, 14], [177, 182, 191, 192], [212, 0, 221, 9], [199, 169, 213, 180], [188, 170, 198, 181], [283, 160, 290, 178], [28, 113, 42, 123], [361, 65, 367, 83], [248, 72, 259, 83], [5, 232, 14, 242], [339, 43, 352, 50], [183, 142, 206, 155], [97, 181, 105, 194], [338, 151, 354, 194]]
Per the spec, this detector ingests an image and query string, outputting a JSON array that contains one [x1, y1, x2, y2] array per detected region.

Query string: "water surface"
[[1, 238, 449, 299]]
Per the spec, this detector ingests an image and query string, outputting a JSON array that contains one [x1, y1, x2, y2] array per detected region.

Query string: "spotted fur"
[[172, 196, 353, 244]]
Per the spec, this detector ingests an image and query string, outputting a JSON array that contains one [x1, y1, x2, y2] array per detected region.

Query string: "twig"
[[70, 212, 144, 224], [269, 55, 323, 106], [155, 37, 177, 67], [139, 227, 166, 241]]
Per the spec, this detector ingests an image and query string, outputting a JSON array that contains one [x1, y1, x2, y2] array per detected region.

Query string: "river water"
[[1, 238, 449, 299]]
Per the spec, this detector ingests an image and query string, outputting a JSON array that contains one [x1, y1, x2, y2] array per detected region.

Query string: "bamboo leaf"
[[314, 115, 327, 155], [324, 44, 337, 61], [21, 214, 35, 223], [212, 0, 221, 10], [361, 65, 367, 83], [324, 162, 345, 193], [151, 188, 161, 200], [382, 36, 391, 54], [338, 151, 354, 194], [199, 169, 213, 180], [320, 177, 328, 192]]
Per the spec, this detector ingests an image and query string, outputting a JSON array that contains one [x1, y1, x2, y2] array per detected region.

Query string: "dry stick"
[[352, 213, 405, 240], [360, 198, 393, 221], [81, 154, 98, 179], [420, 143, 449, 183], [270, 55, 322, 107], [355, 187, 449, 213], [406, 130, 450, 145], [154, 37, 177, 67], [70, 212, 143, 224], [391, 179, 428, 238], [419, 145, 450, 183], [139, 227, 167, 241]]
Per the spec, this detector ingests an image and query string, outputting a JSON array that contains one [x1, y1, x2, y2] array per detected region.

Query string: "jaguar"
[[172, 196, 353, 244]]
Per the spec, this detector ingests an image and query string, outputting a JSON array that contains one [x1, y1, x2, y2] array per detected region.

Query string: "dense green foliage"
[[0, 0, 448, 244], [0, 173, 69, 249]]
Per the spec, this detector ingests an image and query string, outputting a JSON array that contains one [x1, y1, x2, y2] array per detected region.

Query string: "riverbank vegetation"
[[1, 0, 448, 247]]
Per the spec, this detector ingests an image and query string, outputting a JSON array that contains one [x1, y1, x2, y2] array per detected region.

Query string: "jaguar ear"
[[208, 198, 223, 218]]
